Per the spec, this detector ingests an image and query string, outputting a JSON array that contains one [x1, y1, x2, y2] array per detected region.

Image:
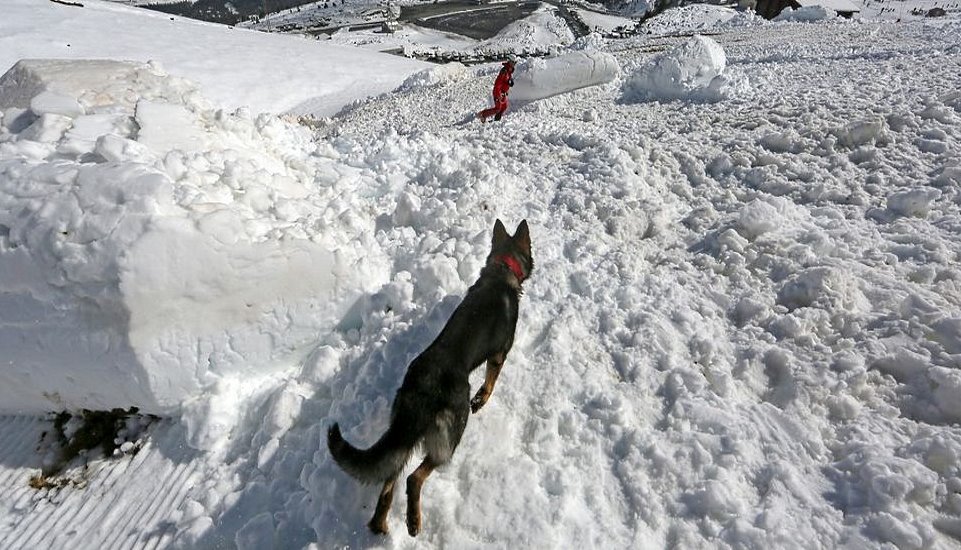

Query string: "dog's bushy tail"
[[327, 423, 413, 483]]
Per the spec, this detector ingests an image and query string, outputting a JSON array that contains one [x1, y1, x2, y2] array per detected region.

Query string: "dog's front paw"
[[470, 393, 488, 413], [368, 517, 389, 535], [407, 512, 421, 537], [406, 497, 422, 536]]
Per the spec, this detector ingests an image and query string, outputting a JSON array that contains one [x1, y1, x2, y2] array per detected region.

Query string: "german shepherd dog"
[[327, 219, 533, 536]]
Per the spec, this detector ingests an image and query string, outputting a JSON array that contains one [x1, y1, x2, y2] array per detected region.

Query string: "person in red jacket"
[[478, 60, 515, 123]]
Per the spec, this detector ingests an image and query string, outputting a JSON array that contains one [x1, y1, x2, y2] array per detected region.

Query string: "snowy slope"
[[3, 2, 961, 550], [0, 0, 428, 116]]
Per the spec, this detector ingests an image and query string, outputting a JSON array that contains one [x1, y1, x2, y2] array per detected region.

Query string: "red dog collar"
[[498, 254, 526, 281]]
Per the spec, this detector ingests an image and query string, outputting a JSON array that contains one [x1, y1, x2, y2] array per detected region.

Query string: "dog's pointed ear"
[[514, 220, 531, 253], [492, 219, 509, 247]]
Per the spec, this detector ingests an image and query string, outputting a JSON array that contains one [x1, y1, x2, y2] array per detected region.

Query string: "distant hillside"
[[114, 0, 961, 28], [136, 0, 323, 24], [125, 0, 660, 27]]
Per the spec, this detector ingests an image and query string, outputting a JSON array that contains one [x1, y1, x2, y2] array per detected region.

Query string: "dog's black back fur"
[[328, 219, 532, 490]]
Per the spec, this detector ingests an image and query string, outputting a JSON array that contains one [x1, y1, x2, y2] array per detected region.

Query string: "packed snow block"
[[835, 117, 886, 148], [622, 35, 738, 103], [0, 60, 378, 429], [509, 51, 619, 103], [737, 199, 782, 239], [933, 317, 961, 354], [886, 187, 942, 217], [776, 266, 870, 312]]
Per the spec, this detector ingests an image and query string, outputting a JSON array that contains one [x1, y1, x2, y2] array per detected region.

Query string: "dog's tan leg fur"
[[406, 458, 437, 536], [368, 478, 396, 534], [471, 352, 506, 413]]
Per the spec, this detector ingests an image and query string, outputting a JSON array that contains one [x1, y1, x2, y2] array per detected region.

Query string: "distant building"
[[754, 0, 860, 18]]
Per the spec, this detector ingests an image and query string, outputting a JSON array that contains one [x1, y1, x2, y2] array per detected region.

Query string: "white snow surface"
[[2, 3, 961, 550], [328, 23, 479, 53], [640, 4, 764, 36], [0, 0, 428, 117]]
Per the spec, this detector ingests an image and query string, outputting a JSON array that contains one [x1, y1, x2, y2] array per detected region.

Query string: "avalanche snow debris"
[[2, 5, 961, 550]]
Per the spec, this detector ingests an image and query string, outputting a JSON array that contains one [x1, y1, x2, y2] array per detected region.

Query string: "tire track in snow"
[[0, 417, 47, 545], [94, 432, 164, 549], [0, 416, 202, 550], [89, 427, 190, 549], [0, 417, 43, 489]]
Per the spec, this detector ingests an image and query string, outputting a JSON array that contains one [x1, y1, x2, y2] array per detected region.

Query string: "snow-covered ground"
[[0, 0, 427, 117], [639, 4, 765, 35], [859, 0, 961, 20], [327, 23, 479, 52], [3, 0, 961, 549]]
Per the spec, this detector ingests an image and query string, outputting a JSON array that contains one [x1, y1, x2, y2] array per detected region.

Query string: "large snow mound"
[[478, 7, 576, 53], [510, 50, 620, 103], [622, 35, 743, 103], [0, 60, 387, 447]]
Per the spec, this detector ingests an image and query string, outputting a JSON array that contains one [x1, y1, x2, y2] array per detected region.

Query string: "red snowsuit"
[[479, 63, 514, 122]]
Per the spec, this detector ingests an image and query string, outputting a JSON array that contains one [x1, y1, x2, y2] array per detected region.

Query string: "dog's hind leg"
[[368, 476, 397, 534], [470, 352, 506, 413], [407, 404, 468, 536], [406, 458, 437, 536]]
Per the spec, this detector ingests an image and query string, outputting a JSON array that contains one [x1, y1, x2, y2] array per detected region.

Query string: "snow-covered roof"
[[796, 0, 861, 12]]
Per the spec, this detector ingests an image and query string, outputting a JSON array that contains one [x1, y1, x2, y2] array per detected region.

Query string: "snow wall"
[[510, 50, 619, 103], [0, 60, 387, 442]]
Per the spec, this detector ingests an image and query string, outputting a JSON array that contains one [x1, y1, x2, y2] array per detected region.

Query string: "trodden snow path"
[[1, 15, 961, 550]]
